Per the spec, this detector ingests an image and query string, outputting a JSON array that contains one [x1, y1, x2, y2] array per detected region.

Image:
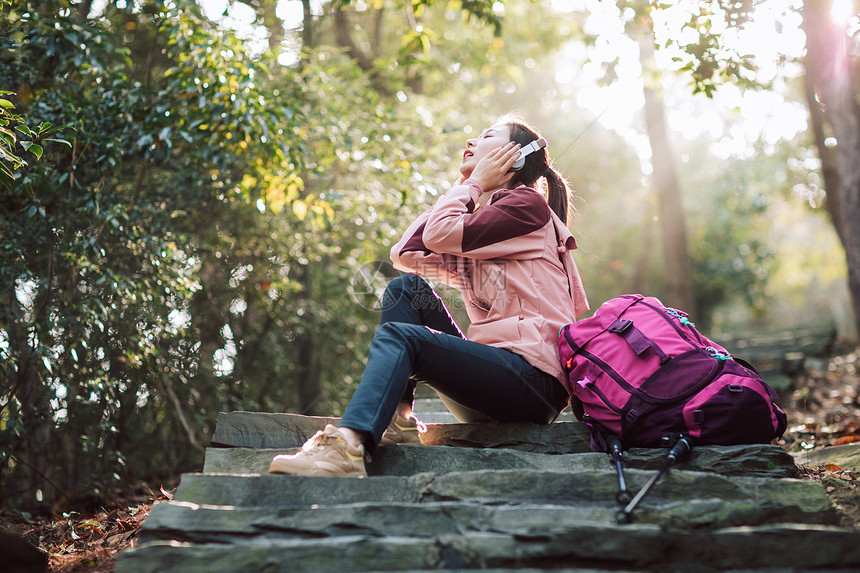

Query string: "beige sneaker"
[[268, 425, 367, 477], [380, 413, 425, 445]]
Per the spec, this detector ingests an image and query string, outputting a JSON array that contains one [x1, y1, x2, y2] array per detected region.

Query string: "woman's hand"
[[467, 142, 520, 194]]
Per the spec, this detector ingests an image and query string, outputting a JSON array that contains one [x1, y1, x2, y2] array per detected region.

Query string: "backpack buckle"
[[609, 319, 633, 334]]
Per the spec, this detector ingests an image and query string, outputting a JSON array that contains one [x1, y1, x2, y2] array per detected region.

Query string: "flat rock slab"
[[139, 492, 834, 544], [413, 397, 577, 424], [792, 443, 860, 471], [423, 420, 591, 453], [625, 443, 798, 477], [116, 524, 860, 573], [138, 500, 614, 543], [210, 412, 341, 449], [210, 411, 592, 453], [171, 470, 834, 522], [203, 443, 798, 478]]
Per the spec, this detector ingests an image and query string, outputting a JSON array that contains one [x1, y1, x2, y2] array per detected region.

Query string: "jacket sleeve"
[[390, 210, 460, 287], [421, 179, 552, 260]]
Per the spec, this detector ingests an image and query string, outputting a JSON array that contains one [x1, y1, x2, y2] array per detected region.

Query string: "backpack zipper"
[[577, 347, 724, 405]]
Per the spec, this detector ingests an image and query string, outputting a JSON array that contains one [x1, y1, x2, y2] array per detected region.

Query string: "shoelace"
[[301, 429, 370, 462], [301, 429, 332, 452]]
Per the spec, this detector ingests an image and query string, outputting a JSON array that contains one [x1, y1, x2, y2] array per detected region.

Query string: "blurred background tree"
[[647, 0, 860, 338], [0, 0, 854, 513]]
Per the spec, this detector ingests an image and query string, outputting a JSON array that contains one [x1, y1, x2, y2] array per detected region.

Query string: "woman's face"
[[459, 124, 511, 179]]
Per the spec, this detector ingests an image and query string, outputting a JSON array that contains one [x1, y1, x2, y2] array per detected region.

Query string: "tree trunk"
[[629, 199, 658, 294], [294, 265, 322, 415], [191, 257, 226, 407], [332, 4, 391, 96], [333, 6, 374, 73], [76, 0, 93, 23], [637, 31, 695, 312], [5, 276, 58, 510], [802, 1, 860, 340], [301, 0, 314, 51]]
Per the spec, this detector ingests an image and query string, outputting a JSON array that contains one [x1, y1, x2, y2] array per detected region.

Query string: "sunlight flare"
[[830, 0, 856, 25]]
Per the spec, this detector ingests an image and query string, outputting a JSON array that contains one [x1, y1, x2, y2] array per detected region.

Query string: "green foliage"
[[685, 147, 777, 328], [449, 0, 503, 36], [0, 0, 450, 512], [0, 93, 29, 179], [648, 0, 769, 96], [0, 91, 73, 187], [0, 0, 282, 507], [1, 0, 217, 506]]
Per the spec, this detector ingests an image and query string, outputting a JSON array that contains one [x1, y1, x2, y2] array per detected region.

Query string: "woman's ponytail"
[[543, 167, 570, 226], [503, 113, 573, 227]]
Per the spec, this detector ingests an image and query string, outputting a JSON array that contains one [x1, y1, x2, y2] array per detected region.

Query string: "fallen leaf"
[[822, 463, 844, 472], [833, 435, 860, 446]]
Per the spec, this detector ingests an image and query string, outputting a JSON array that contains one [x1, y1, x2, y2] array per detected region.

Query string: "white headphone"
[[511, 137, 547, 171]]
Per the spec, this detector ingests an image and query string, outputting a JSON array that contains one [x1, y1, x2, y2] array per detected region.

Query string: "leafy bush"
[[0, 0, 442, 512]]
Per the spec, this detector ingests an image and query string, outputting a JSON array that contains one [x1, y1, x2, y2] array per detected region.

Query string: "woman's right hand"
[[467, 142, 520, 194]]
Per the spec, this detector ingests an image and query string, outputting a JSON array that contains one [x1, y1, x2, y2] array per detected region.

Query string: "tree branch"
[[158, 372, 205, 454], [6, 454, 74, 507]]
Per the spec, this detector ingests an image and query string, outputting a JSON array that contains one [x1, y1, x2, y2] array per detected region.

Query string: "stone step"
[[210, 411, 592, 454], [138, 489, 837, 545], [792, 443, 860, 470], [115, 523, 860, 573], [202, 443, 799, 479], [170, 470, 834, 522], [412, 396, 577, 424], [119, 406, 856, 573], [136, 500, 611, 544]]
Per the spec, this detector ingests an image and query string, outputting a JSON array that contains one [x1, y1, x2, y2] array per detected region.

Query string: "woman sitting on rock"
[[269, 113, 589, 477]]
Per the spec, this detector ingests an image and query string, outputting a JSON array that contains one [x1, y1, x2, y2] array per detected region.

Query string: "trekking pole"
[[606, 435, 632, 505], [615, 435, 692, 524]]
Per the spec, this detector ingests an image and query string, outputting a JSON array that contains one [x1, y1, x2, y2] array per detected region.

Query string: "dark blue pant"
[[340, 273, 569, 451]]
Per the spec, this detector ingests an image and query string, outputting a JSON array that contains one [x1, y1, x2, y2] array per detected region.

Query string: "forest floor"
[[776, 345, 860, 529], [2, 346, 859, 572]]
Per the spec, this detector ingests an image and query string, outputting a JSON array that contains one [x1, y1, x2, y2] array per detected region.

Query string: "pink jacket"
[[390, 178, 589, 382]]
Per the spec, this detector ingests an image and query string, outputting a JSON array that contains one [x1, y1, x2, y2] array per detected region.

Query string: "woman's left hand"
[[468, 142, 520, 193]]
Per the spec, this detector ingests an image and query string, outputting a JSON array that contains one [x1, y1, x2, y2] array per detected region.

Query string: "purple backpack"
[[558, 294, 787, 451]]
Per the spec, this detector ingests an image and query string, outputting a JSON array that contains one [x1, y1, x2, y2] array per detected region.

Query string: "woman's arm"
[[421, 181, 552, 260], [390, 210, 459, 286]]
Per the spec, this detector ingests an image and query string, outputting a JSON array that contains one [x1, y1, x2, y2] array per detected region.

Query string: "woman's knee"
[[382, 274, 429, 312], [375, 320, 424, 342], [385, 273, 426, 295]]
